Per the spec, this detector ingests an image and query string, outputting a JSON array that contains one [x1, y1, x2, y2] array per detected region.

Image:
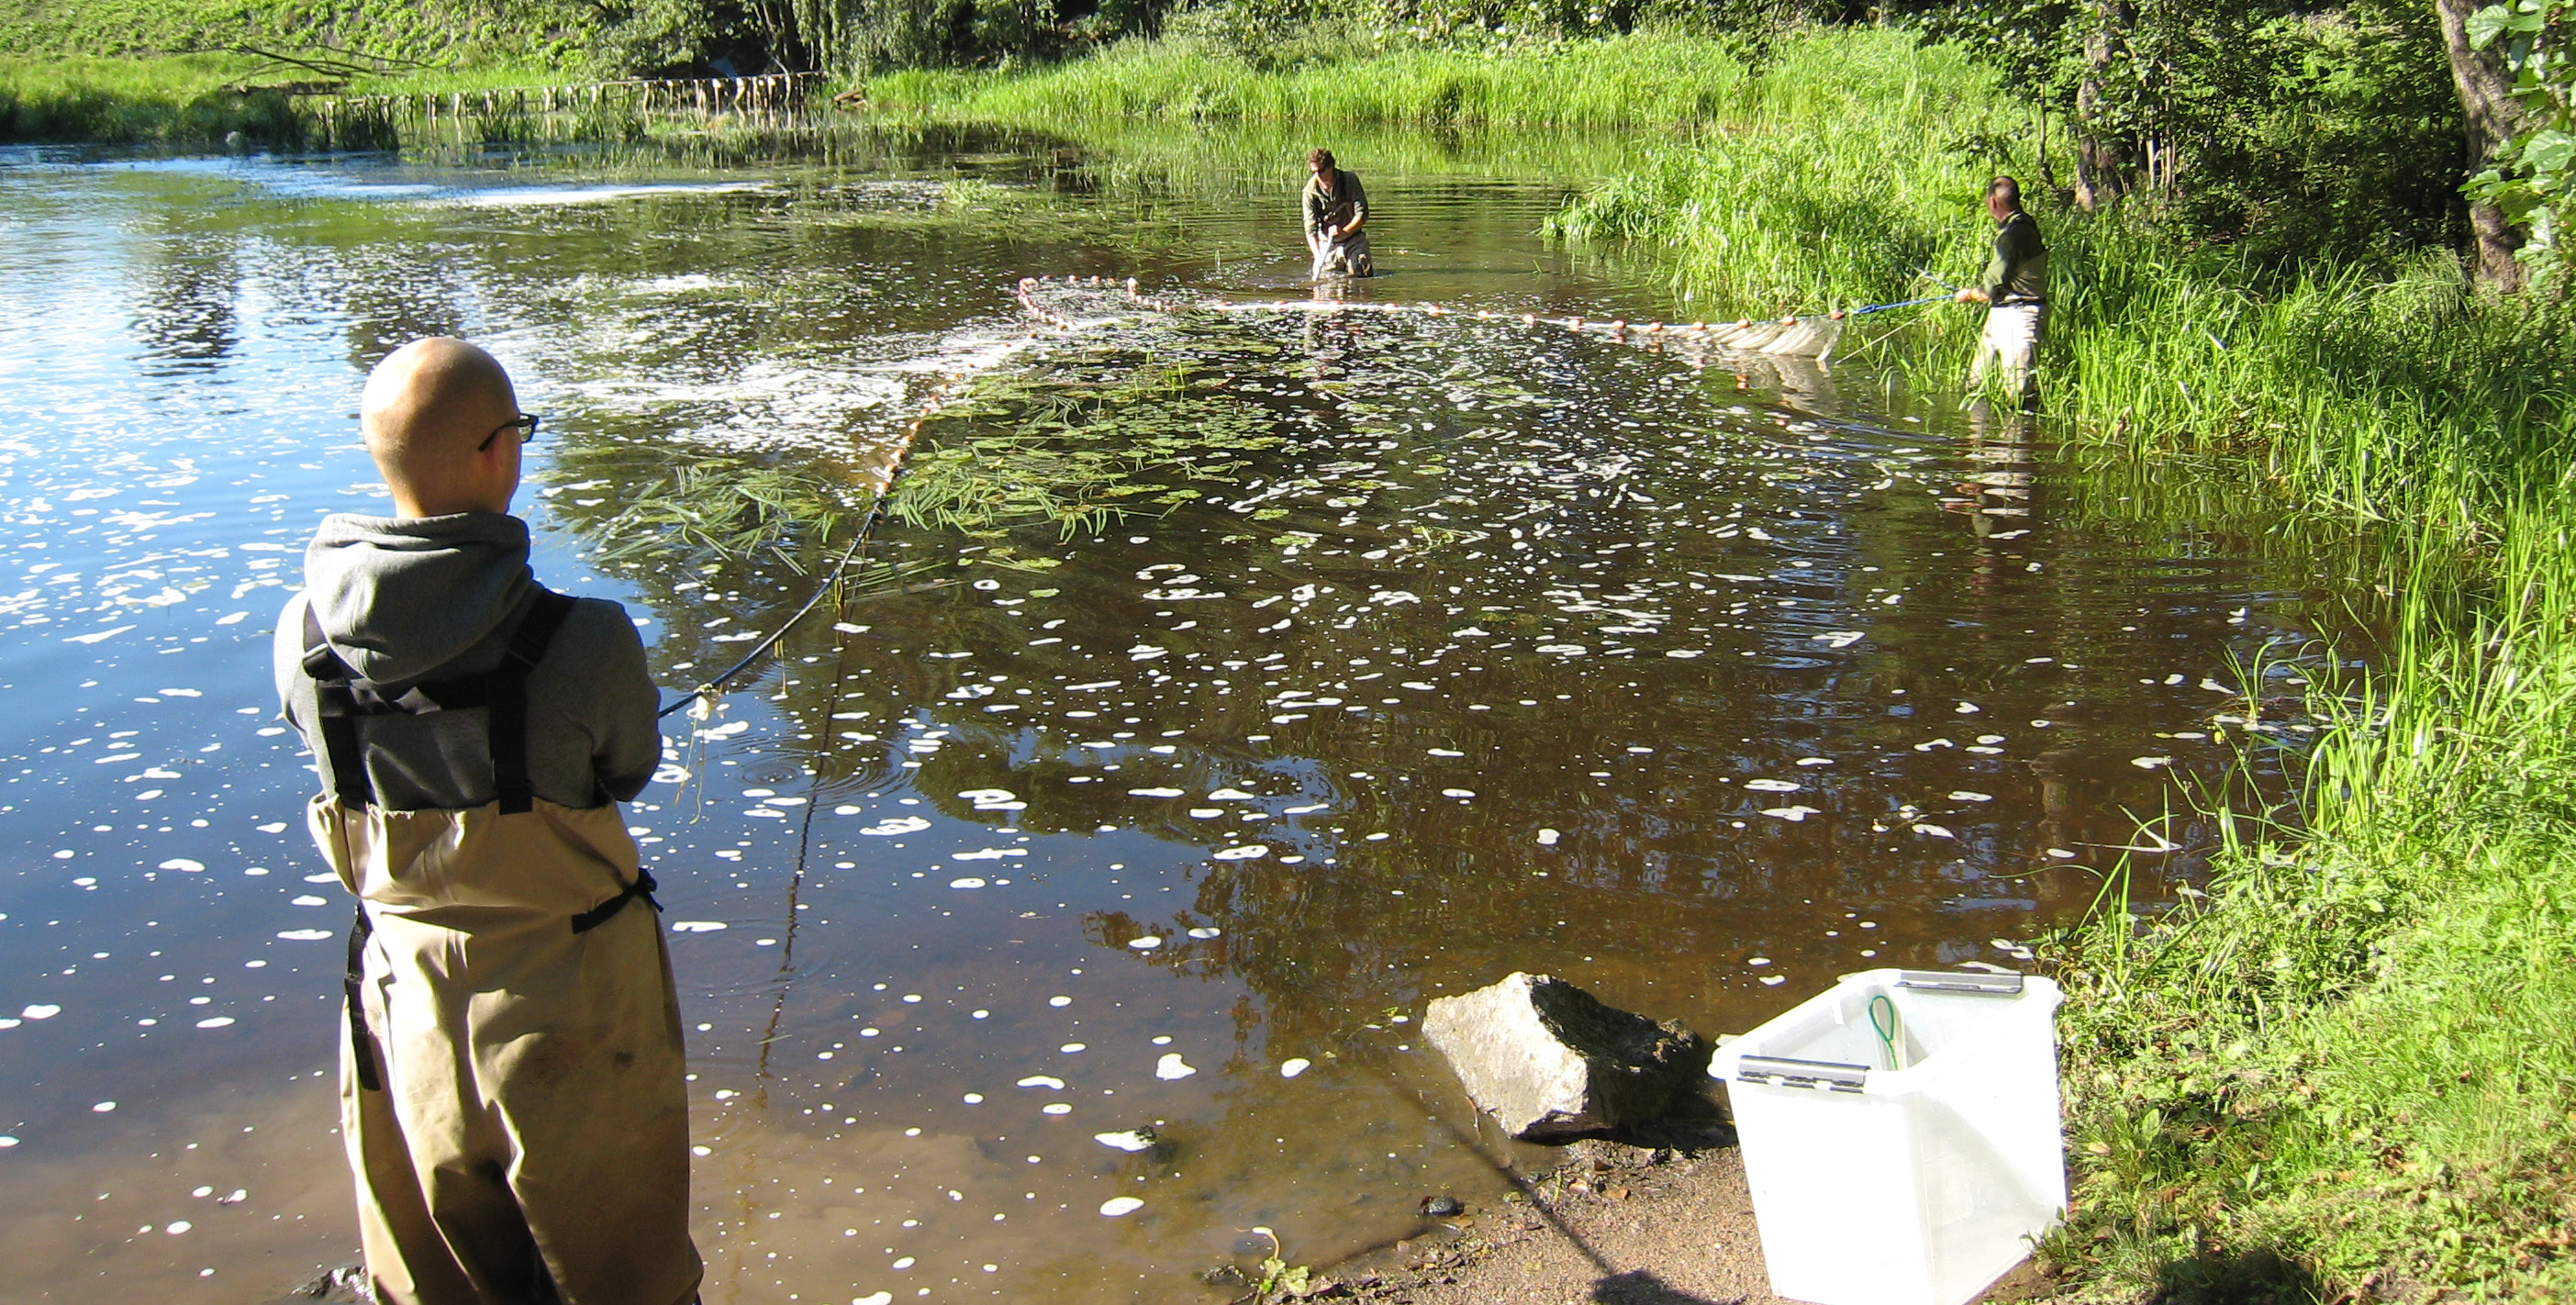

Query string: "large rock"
[[1423, 972, 1712, 1141]]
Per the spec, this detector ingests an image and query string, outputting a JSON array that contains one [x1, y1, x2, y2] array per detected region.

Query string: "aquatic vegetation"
[[892, 345, 1291, 538], [585, 457, 857, 570]]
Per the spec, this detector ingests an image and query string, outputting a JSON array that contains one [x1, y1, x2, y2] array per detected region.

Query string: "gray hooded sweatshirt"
[[273, 512, 660, 812]]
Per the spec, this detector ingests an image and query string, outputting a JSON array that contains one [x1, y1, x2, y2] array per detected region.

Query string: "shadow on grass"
[[2146, 1245, 2326, 1305]]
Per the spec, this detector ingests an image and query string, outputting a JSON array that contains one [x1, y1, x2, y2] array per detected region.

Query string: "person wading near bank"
[[1304, 148, 1373, 279], [1953, 174, 2048, 399], [274, 337, 699, 1305]]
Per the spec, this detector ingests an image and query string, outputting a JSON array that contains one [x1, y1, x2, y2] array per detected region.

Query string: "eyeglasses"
[[478, 413, 540, 452]]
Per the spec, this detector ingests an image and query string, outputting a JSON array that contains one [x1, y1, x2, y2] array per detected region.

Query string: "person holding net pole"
[[1304, 148, 1373, 279], [1954, 175, 2048, 402]]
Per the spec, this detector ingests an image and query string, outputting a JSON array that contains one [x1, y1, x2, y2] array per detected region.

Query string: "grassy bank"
[[865, 29, 1757, 128], [0, 53, 310, 144]]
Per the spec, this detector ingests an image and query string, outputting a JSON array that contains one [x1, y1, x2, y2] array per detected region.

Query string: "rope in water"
[[652, 393, 944, 719], [1012, 273, 1945, 358]]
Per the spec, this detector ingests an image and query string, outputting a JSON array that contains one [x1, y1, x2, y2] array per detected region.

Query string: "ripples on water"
[[0, 136, 2350, 1300]]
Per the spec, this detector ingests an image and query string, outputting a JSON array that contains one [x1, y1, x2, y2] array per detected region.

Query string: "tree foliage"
[[1913, 0, 2464, 261], [2468, 0, 2576, 280]]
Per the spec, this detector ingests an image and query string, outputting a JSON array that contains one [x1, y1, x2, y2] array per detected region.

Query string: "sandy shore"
[[1318, 1135, 2059, 1305]]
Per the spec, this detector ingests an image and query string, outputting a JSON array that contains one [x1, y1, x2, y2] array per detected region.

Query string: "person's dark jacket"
[[1978, 210, 2047, 306]]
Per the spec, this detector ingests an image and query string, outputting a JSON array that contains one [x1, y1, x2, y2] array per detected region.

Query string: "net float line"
[[1010, 273, 1867, 361]]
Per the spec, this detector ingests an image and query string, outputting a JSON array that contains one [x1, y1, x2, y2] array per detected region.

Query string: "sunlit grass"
[[864, 28, 1755, 128], [0, 52, 305, 142], [2040, 503, 2576, 1298]]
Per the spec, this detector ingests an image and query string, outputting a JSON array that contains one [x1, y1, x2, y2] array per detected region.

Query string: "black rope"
[[654, 449, 916, 720]]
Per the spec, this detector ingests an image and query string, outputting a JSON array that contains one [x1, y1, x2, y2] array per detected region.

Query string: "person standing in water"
[[1954, 175, 2048, 400], [1304, 148, 1373, 278], [275, 337, 699, 1305]]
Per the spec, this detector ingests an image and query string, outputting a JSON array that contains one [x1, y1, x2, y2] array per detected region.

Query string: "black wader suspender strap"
[[305, 588, 658, 1091], [489, 591, 575, 816]]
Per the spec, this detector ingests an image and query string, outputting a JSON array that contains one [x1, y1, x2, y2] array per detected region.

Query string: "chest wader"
[[304, 590, 702, 1305]]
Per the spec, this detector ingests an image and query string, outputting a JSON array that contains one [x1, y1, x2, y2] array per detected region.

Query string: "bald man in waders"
[[274, 337, 699, 1305], [1955, 174, 2048, 403], [1304, 148, 1372, 279]]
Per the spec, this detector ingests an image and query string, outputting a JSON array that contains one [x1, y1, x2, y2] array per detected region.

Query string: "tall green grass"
[[864, 28, 1756, 128], [1542, 34, 2011, 318], [2040, 507, 2576, 1298], [0, 53, 305, 143]]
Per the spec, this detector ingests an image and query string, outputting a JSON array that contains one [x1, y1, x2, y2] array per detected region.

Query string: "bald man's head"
[[362, 337, 524, 518]]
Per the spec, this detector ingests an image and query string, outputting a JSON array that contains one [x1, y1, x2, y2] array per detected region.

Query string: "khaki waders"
[[301, 589, 701, 1305]]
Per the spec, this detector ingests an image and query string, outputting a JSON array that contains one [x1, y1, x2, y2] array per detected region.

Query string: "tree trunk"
[[2437, 0, 2528, 290], [2073, 0, 2134, 212]]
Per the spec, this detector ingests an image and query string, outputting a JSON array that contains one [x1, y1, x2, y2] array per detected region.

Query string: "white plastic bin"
[[1708, 968, 2066, 1305]]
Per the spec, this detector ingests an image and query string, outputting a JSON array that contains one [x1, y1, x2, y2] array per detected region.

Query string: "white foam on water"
[[444, 182, 773, 209], [631, 274, 733, 295]]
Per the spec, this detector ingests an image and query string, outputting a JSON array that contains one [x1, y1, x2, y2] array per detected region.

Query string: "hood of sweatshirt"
[[302, 512, 534, 683]]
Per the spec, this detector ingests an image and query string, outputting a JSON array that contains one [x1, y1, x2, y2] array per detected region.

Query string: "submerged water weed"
[[894, 345, 1287, 539], [586, 457, 857, 571]]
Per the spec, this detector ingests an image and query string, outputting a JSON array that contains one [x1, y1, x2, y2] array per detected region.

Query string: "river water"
[[0, 124, 2355, 1301]]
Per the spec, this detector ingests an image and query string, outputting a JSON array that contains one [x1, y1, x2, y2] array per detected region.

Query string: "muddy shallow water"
[[0, 126, 2353, 1301]]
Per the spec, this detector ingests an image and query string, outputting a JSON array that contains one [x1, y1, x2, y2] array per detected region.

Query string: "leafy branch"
[[2470, 0, 2576, 280]]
